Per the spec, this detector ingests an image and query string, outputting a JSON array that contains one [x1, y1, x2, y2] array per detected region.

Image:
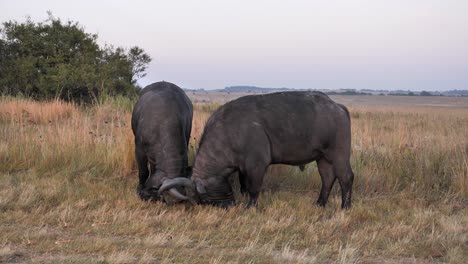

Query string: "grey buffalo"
[[131, 81, 193, 201], [160, 91, 354, 209]]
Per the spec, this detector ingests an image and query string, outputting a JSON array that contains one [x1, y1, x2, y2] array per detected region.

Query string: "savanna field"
[[0, 95, 467, 263]]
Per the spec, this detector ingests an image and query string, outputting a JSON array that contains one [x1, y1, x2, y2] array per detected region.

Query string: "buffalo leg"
[[242, 130, 270, 208], [244, 165, 268, 208], [334, 160, 354, 209], [238, 171, 248, 196], [135, 146, 149, 195], [317, 158, 336, 207]]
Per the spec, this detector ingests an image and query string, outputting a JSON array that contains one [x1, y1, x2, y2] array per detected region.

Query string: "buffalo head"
[[138, 167, 193, 202], [158, 176, 235, 207]]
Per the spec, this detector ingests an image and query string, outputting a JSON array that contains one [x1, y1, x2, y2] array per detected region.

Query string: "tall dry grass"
[[0, 97, 135, 177], [0, 96, 467, 263], [349, 105, 468, 197]]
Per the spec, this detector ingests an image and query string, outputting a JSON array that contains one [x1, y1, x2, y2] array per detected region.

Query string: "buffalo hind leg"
[[334, 160, 354, 209], [135, 146, 149, 198], [317, 158, 336, 207]]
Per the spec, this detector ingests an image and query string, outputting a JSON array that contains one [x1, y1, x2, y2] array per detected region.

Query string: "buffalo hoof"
[[341, 202, 352, 210], [240, 188, 248, 197], [316, 199, 327, 207], [245, 193, 259, 208]]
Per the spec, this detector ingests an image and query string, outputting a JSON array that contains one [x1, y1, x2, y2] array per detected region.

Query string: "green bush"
[[0, 13, 151, 103]]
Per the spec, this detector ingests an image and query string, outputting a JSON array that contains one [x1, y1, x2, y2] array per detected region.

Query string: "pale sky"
[[1, 0, 467, 90]]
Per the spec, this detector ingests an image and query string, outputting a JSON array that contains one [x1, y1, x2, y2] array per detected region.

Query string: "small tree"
[[0, 13, 151, 103]]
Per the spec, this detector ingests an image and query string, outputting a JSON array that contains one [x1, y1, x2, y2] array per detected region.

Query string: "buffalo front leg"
[[242, 130, 271, 208], [317, 158, 336, 207], [135, 146, 149, 197], [238, 171, 248, 196], [243, 165, 268, 208]]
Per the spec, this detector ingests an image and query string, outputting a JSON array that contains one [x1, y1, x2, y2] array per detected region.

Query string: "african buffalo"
[[160, 91, 354, 209], [131, 81, 193, 201]]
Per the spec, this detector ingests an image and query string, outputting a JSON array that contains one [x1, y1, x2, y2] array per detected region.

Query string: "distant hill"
[[221, 86, 371, 95], [185, 86, 468, 96], [442, 90, 468, 96], [223, 86, 293, 93]]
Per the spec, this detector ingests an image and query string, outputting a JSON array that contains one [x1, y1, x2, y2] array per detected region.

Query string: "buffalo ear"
[[195, 182, 207, 194]]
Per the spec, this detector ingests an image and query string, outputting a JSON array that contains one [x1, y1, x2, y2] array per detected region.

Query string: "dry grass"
[[0, 96, 467, 263]]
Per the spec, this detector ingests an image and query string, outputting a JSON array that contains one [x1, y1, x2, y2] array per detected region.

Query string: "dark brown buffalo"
[[160, 91, 354, 209], [131, 81, 193, 201]]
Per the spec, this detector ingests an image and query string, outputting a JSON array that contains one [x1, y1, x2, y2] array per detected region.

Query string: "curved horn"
[[158, 177, 194, 195], [168, 188, 190, 201], [165, 188, 196, 204]]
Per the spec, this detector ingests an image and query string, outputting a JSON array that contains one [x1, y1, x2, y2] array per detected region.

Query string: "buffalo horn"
[[167, 188, 190, 201], [158, 177, 194, 194]]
